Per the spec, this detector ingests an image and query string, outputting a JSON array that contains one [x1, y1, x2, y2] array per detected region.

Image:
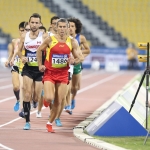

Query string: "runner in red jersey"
[[37, 18, 83, 133]]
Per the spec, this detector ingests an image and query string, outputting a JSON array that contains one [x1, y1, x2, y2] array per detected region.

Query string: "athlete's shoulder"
[[42, 32, 49, 39], [20, 32, 26, 41], [71, 37, 79, 46], [80, 34, 87, 43], [69, 35, 74, 39], [7, 42, 13, 49], [11, 38, 20, 45]]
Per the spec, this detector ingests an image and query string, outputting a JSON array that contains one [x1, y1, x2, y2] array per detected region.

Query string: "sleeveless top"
[[44, 35, 72, 71], [24, 31, 43, 67]]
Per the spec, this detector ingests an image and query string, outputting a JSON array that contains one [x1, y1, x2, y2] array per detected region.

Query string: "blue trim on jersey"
[[75, 34, 80, 45]]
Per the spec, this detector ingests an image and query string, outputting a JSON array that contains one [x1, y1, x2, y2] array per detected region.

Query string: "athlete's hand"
[[68, 57, 75, 65], [9, 57, 15, 66], [39, 65, 46, 72], [5, 60, 9, 67], [22, 57, 28, 63]]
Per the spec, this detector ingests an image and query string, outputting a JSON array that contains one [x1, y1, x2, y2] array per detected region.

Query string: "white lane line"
[[0, 96, 15, 103], [0, 72, 98, 90], [0, 72, 124, 128], [0, 144, 14, 150], [78, 72, 124, 94], [0, 78, 11, 83], [0, 85, 12, 90], [81, 71, 101, 80], [0, 107, 45, 128]]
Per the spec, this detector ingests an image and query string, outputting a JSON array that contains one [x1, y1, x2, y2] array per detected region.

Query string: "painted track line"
[[78, 72, 124, 94], [0, 96, 15, 103], [0, 85, 12, 90], [0, 144, 14, 150], [0, 78, 11, 83], [0, 72, 124, 128]]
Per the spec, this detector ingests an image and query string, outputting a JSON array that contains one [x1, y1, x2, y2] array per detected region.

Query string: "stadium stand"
[[81, 0, 150, 46], [66, 0, 129, 47], [1, 0, 148, 47], [39, 0, 105, 46], [0, 0, 55, 39]]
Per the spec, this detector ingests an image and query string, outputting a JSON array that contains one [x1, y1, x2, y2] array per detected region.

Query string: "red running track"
[[0, 68, 137, 150]]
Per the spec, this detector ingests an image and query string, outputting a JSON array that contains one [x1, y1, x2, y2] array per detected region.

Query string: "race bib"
[[27, 52, 38, 66], [14, 56, 20, 67], [28, 57, 37, 62], [52, 54, 68, 68]]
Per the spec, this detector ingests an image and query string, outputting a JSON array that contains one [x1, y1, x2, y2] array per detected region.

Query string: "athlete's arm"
[[42, 32, 49, 40], [5, 42, 14, 67], [9, 39, 19, 66], [70, 39, 84, 65], [17, 33, 26, 62], [80, 35, 90, 58], [37, 36, 51, 71]]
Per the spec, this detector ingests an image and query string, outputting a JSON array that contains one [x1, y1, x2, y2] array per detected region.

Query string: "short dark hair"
[[39, 26, 46, 33], [29, 13, 41, 22], [19, 21, 26, 29], [68, 17, 82, 34], [57, 18, 69, 27], [24, 22, 29, 28], [50, 16, 60, 24]]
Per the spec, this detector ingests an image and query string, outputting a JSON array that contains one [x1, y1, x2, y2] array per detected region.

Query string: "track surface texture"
[[0, 68, 137, 150]]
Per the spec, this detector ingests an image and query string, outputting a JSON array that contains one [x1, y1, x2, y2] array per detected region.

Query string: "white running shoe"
[[36, 111, 42, 118]]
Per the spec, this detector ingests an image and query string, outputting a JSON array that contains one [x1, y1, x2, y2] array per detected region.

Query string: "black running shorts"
[[22, 64, 43, 82], [11, 66, 19, 74]]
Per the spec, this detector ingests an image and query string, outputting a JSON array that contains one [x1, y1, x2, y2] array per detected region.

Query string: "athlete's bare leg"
[[23, 76, 33, 125], [66, 82, 71, 106], [71, 73, 81, 109], [19, 74, 23, 109], [45, 82, 67, 124], [36, 91, 44, 118], [12, 71, 20, 111]]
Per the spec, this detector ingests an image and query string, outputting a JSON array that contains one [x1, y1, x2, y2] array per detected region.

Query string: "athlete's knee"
[[71, 86, 79, 93], [53, 100, 61, 107], [24, 91, 32, 100], [33, 95, 40, 102], [13, 85, 20, 91], [44, 95, 54, 103]]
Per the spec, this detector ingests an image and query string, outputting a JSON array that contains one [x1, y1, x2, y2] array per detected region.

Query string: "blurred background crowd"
[[0, 0, 149, 70]]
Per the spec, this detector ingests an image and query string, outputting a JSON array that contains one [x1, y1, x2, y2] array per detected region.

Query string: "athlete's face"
[[69, 22, 76, 35], [57, 22, 68, 37], [29, 17, 41, 32], [19, 27, 24, 36], [24, 25, 30, 33], [51, 19, 59, 32]]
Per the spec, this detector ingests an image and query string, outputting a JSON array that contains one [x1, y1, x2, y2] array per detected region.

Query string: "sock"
[[47, 121, 52, 125], [23, 101, 31, 122], [14, 90, 20, 102]]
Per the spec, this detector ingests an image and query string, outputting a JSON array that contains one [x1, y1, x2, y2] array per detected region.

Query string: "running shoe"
[[55, 118, 62, 127], [65, 105, 72, 115], [46, 124, 55, 133], [63, 105, 67, 111], [14, 101, 20, 112], [71, 99, 75, 109], [43, 99, 50, 107], [23, 122, 30, 130], [19, 109, 25, 118], [32, 100, 38, 108], [36, 111, 42, 118]]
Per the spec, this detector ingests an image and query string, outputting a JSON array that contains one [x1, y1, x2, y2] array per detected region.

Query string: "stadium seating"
[[39, 0, 105, 46], [0, 0, 55, 39], [81, 0, 150, 46], [66, 0, 128, 47]]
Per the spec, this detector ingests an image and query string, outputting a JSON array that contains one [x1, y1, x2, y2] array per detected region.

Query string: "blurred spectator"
[[126, 43, 139, 70]]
